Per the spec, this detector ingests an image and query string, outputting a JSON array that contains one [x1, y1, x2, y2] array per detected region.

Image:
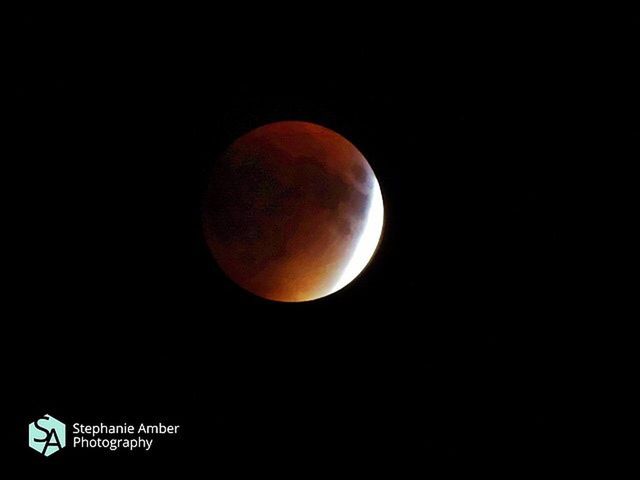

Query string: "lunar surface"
[[202, 121, 383, 302]]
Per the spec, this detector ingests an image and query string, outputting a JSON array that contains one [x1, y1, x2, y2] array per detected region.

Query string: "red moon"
[[203, 121, 383, 302]]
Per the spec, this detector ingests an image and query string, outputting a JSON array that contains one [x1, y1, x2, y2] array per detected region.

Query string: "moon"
[[202, 121, 383, 302]]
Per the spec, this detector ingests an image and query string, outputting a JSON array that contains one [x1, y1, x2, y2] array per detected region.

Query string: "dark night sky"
[[7, 6, 637, 476]]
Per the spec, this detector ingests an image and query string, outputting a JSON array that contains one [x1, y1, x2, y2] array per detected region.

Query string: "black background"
[[8, 6, 637, 476]]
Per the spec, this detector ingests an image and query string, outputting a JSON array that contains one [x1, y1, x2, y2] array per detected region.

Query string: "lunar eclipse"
[[203, 121, 383, 302]]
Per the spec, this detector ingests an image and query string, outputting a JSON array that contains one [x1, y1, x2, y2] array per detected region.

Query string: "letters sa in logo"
[[28, 414, 66, 457]]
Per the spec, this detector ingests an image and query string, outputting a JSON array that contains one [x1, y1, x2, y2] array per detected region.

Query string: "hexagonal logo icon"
[[28, 414, 66, 457]]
